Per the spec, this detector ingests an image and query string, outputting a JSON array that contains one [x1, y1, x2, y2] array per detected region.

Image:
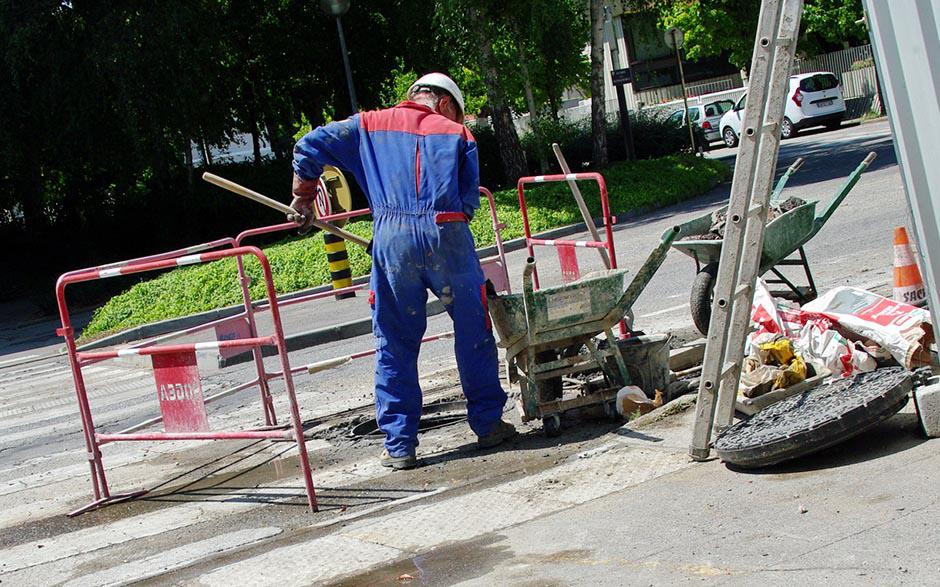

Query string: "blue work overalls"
[[293, 101, 507, 456]]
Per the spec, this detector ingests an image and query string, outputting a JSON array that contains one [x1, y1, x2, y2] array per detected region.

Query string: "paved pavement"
[[1, 119, 933, 586]]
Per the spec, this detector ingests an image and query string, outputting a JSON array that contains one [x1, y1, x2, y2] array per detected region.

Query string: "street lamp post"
[[320, 0, 358, 114]]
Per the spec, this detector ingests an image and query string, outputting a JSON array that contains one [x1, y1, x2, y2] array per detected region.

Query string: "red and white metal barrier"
[[57, 246, 319, 516], [58, 188, 511, 516], [517, 172, 618, 288], [517, 173, 626, 335]]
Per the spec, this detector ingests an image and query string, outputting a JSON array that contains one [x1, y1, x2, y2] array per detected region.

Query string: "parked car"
[[719, 71, 846, 148], [666, 99, 736, 148]]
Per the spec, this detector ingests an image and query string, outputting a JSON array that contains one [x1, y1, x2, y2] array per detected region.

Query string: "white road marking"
[[194, 534, 402, 587], [0, 354, 38, 366], [0, 504, 230, 574], [62, 527, 283, 587], [639, 303, 688, 319]]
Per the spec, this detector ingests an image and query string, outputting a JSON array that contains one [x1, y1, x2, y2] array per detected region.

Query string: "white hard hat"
[[408, 72, 465, 115]]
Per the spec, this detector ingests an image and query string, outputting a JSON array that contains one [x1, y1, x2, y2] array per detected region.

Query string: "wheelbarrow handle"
[[812, 150, 878, 236], [769, 157, 806, 207]]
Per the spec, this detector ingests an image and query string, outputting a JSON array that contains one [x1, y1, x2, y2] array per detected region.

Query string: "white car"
[[719, 71, 846, 147], [666, 99, 736, 147]]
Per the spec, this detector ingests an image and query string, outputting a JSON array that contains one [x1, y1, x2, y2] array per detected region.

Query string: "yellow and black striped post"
[[324, 232, 355, 299]]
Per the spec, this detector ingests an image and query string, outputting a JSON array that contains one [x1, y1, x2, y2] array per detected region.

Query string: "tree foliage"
[[653, 0, 869, 71], [0, 0, 593, 298]]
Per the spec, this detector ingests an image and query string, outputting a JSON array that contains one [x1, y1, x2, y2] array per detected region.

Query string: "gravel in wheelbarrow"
[[714, 367, 912, 468], [680, 196, 807, 241]]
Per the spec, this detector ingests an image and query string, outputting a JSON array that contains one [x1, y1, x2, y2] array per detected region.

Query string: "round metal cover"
[[715, 367, 912, 468]]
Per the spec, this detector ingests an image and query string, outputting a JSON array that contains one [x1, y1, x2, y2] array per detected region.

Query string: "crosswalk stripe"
[[0, 371, 152, 414], [0, 504, 230, 574], [0, 376, 155, 425], [0, 363, 110, 384], [61, 527, 283, 587], [0, 382, 223, 448], [0, 354, 38, 367], [0, 367, 143, 401]]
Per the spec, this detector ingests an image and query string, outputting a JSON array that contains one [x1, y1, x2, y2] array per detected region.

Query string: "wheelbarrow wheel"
[[542, 413, 562, 437], [690, 262, 719, 336]]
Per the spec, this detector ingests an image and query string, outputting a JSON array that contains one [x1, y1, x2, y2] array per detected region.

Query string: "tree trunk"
[[250, 129, 262, 166], [468, 6, 528, 183], [184, 137, 194, 192], [200, 135, 213, 166], [511, 21, 549, 174], [589, 0, 608, 168]]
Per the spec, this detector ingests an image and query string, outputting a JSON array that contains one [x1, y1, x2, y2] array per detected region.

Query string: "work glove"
[[289, 173, 319, 235]]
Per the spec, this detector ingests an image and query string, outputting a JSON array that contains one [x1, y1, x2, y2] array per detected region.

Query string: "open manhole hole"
[[350, 400, 468, 438]]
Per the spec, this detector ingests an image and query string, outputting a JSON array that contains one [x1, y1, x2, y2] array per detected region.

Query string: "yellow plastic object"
[[317, 165, 354, 228]]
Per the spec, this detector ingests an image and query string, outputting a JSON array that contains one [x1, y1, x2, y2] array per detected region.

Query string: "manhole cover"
[[350, 401, 467, 438], [715, 367, 912, 468]]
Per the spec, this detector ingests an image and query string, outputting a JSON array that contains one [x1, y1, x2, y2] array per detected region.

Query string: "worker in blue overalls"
[[289, 73, 516, 469]]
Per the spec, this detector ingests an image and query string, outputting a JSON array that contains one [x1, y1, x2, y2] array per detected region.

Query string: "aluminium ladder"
[[690, 0, 805, 460]]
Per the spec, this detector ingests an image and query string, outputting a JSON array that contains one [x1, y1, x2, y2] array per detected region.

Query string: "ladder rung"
[[721, 362, 738, 379], [762, 121, 780, 132], [747, 202, 764, 217], [734, 283, 753, 299]]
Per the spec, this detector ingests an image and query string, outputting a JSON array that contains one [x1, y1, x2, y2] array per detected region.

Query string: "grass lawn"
[[79, 155, 730, 341]]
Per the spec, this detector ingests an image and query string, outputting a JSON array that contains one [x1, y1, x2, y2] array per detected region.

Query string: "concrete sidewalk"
[[326, 403, 939, 587]]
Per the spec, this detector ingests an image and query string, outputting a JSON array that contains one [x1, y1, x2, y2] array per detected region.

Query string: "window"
[[711, 100, 735, 115], [734, 94, 747, 111], [800, 74, 840, 92]]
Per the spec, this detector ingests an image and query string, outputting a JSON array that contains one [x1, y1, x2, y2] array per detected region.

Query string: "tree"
[[589, 0, 608, 167], [465, 3, 528, 182], [654, 0, 868, 72]]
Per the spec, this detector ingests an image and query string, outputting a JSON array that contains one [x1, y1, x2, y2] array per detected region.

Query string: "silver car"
[[667, 99, 736, 147]]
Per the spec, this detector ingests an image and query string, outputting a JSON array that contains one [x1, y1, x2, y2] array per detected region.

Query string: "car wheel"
[[722, 127, 739, 148], [781, 117, 796, 139]]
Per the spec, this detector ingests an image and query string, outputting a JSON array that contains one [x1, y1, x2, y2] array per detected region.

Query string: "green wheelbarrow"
[[669, 152, 877, 335], [487, 227, 680, 436]]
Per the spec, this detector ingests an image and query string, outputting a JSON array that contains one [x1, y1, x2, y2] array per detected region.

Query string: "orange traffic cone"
[[893, 226, 927, 307]]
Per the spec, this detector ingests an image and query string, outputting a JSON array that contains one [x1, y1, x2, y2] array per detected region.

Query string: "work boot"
[[477, 420, 518, 449], [379, 449, 418, 470]]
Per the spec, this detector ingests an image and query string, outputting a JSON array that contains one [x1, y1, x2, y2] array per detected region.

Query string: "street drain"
[[350, 401, 467, 438]]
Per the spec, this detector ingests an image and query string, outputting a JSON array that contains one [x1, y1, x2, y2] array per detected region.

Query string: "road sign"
[[611, 68, 632, 86], [152, 351, 210, 433], [665, 27, 684, 50]]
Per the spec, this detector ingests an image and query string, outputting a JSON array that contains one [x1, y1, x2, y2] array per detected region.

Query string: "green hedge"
[[79, 155, 729, 341]]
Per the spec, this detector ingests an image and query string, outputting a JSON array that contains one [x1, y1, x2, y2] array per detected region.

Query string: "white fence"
[[794, 44, 873, 76]]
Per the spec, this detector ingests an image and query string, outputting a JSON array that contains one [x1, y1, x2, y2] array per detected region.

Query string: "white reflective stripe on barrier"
[[176, 254, 203, 266], [99, 268, 123, 278], [565, 173, 578, 181], [533, 176, 546, 182], [194, 342, 221, 351], [117, 349, 140, 357]]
